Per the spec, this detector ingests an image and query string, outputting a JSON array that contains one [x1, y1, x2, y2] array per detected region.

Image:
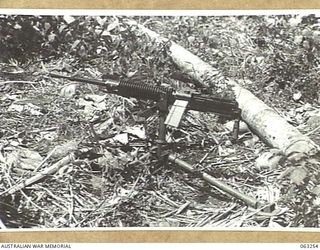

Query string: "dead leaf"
[[27, 104, 43, 116], [313, 197, 320, 206], [78, 95, 107, 119], [95, 16, 107, 27], [107, 22, 118, 32], [313, 30, 320, 43], [63, 15, 76, 24], [58, 164, 73, 176], [97, 150, 124, 171], [293, 91, 302, 102], [225, 120, 250, 134], [93, 118, 114, 136], [187, 36, 195, 43], [60, 84, 78, 98], [287, 152, 307, 163], [13, 24, 22, 30], [40, 131, 57, 141], [255, 56, 265, 64], [106, 187, 138, 207], [48, 33, 56, 43], [288, 16, 302, 27], [302, 28, 313, 37], [311, 185, 320, 196], [44, 22, 51, 31], [8, 102, 43, 116], [294, 35, 303, 44], [58, 24, 67, 33], [70, 39, 81, 51], [112, 133, 129, 145], [158, 221, 171, 227], [255, 185, 281, 203], [307, 116, 320, 129], [78, 45, 87, 58], [124, 126, 146, 139], [307, 157, 320, 165], [90, 175, 105, 192], [78, 95, 107, 113], [149, 220, 171, 227], [97, 151, 113, 166], [101, 30, 111, 37], [243, 134, 259, 148], [290, 167, 308, 185], [6, 148, 43, 171], [8, 103, 24, 112], [218, 145, 235, 156], [84, 94, 107, 103], [50, 140, 80, 159], [255, 149, 284, 170], [269, 221, 284, 228]]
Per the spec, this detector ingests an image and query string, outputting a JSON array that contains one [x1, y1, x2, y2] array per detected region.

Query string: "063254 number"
[[300, 244, 319, 249]]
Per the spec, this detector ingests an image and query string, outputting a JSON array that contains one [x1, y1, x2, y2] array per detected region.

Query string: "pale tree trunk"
[[131, 21, 319, 160]]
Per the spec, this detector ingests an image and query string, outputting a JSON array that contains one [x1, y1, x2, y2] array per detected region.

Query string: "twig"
[[33, 147, 57, 173], [128, 152, 150, 166], [20, 189, 54, 218], [74, 197, 108, 227], [0, 153, 75, 197], [194, 213, 215, 227], [36, 185, 69, 204], [175, 201, 191, 215], [306, 125, 320, 136], [194, 146, 216, 169], [244, 203, 277, 221], [0, 217, 7, 229], [0, 81, 37, 85], [68, 186, 78, 225], [128, 175, 141, 198], [207, 204, 238, 226], [153, 191, 179, 208], [28, 127, 58, 133]]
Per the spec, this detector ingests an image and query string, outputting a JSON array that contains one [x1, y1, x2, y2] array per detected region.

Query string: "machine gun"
[[49, 72, 270, 210], [49, 72, 241, 156]]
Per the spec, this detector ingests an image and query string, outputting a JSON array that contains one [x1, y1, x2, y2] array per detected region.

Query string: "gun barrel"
[[49, 72, 119, 90]]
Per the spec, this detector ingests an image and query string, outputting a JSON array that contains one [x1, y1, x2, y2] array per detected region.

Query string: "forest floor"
[[0, 14, 320, 228]]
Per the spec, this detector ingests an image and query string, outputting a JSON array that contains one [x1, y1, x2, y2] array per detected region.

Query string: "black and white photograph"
[[0, 10, 320, 230]]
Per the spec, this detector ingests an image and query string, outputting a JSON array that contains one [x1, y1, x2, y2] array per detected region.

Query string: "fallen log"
[[131, 21, 319, 161]]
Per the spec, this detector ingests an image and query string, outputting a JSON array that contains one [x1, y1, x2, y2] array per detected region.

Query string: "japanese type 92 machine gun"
[[49, 72, 265, 209]]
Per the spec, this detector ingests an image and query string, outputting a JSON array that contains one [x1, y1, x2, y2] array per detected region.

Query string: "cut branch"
[[0, 153, 75, 197]]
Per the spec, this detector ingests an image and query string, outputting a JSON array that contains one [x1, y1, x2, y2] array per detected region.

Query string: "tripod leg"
[[157, 93, 168, 159], [157, 113, 166, 159]]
